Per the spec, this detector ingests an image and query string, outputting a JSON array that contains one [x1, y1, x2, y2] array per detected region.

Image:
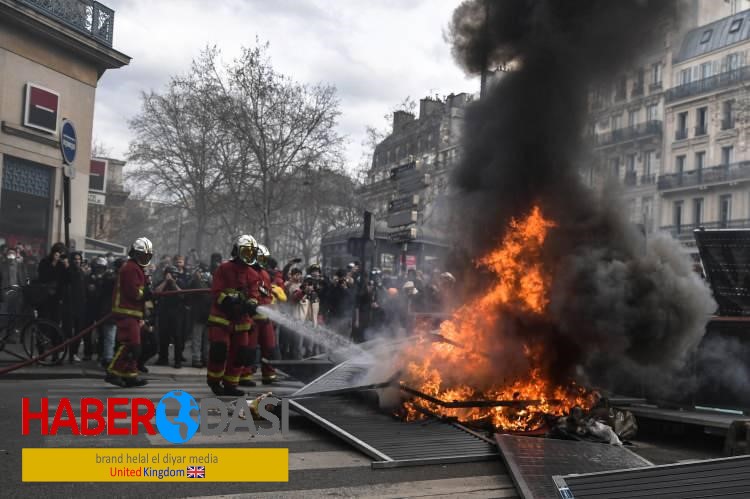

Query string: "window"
[[615, 76, 627, 100], [626, 154, 636, 173], [676, 155, 686, 174], [693, 198, 703, 226], [644, 151, 655, 176], [673, 201, 684, 233], [647, 103, 659, 121], [642, 196, 653, 231], [722, 100, 735, 129], [696, 151, 706, 171], [678, 68, 692, 85], [696, 107, 708, 135], [720, 195, 732, 227], [611, 113, 623, 130], [700, 29, 713, 44], [727, 52, 741, 71], [722, 145, 734, 165], [676, 111, 688, 139], [730, 18, 743, 33], [611, 157, 621, 179], [628, 109, 639, 127], [651, 63, 662, 86], [700, 62, 713, 79]]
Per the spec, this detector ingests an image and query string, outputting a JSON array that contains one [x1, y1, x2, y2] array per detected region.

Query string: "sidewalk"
[[0, 357, 208, 380]]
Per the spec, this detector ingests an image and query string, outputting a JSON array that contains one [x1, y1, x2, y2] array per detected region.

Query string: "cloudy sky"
[[93, 0, 477, 171]]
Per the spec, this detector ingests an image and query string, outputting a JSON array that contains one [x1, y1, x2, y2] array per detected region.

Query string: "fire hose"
[[0, 288, 212, 376]]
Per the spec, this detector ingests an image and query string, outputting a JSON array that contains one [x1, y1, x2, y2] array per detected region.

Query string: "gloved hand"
[[142, 285, 154, 302], [245, 298, 259, 316], [219, 294, 243, 319]]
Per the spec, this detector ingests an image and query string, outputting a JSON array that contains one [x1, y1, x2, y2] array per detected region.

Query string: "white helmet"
[[231, 234, 257, 266], [256, 243, 270, 268], [129, 237, 153, 267]]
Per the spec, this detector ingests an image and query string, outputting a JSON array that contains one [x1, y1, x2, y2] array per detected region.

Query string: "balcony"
[[595, 120, 662, 147], [649, 81, 663, 92], [721, 118, 735, 130], [665, 66, 750, 103], [17, 0, 114, 46], [631, 83, 644, 98], [695, 124, 708, 137], [640, 173, 656, 185], [675, 128, 688, 140], [662, 219, 750, 239], [657, 160, 750, 190]]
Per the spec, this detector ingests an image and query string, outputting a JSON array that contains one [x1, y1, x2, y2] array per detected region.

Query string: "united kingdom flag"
[[186, 466, 205, 478]]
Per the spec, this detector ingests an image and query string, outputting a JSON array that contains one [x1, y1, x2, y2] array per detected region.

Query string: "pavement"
[[0, 348, 728, 498]]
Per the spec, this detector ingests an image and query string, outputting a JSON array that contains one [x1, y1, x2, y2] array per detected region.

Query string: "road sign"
[[60, 119, 77, 167], [389, 227, 417, 242], [87, 192, 105, 205], [387, 210, 418, 228], [388, 194, 419, 213], [390, 161, 417, 181]]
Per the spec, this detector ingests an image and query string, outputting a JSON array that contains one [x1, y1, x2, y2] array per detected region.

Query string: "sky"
[[93, 0, 477, 172]]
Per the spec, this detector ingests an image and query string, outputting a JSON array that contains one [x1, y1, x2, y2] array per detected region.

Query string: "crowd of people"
[[0, 237, 459, 393]]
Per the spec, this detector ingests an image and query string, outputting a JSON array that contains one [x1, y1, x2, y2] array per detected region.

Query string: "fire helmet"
[[256, 244, 270, 268], [129, 237, 153, 267], [231, 234, 257, 266]]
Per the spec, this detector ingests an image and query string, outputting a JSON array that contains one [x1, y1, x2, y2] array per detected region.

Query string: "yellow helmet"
[[231, 234, 257, 266]]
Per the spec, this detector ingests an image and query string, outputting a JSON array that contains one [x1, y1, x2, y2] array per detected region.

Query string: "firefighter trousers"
[[108, 317, 141, 378], [207, 325, 249, 387]]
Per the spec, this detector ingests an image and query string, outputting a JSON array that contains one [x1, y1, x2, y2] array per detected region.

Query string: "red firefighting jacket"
[[208, 259, 261, 331], [112, 259, 146, 319]]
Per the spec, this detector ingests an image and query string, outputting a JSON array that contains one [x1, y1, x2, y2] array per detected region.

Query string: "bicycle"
[[0, 285, 67, 365]]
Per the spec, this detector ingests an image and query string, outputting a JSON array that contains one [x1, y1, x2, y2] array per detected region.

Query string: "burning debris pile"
[[395, 0, 716, 434]]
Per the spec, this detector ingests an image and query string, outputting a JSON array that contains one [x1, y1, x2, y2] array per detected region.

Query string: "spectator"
[[188, 264, 211, 368], [86, 256, 116, 368], [37, 242, 68, 325], [63, 252, 89, 363], [325, 268, 354, 337], [288, 272, 320, 358], [353, 279, 378, 343], [154, 265, 185, 368]]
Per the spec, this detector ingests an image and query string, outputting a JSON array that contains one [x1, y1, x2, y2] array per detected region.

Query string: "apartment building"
[[658, 9, 750, 250]]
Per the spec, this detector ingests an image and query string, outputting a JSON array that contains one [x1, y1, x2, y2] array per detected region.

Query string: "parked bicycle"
[[0, 285, 67, 365]]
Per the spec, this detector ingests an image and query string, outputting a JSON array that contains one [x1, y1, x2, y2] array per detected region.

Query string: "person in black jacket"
[[36, 242, 68, 325], [86, 256, 117, 367], [64, 252, 88, 363]]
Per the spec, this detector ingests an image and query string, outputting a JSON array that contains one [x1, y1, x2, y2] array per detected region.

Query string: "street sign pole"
[[59, 119, 77, 250]]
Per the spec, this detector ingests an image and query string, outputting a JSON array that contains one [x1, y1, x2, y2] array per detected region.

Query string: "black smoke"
[[448, 0, 715, 393]]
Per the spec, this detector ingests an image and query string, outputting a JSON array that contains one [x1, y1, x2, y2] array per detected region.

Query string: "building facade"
[[85, 156, 129, 257], [0, 0, 129, 257], [321, 93, 470, 275], [659, 8, 750, 250]]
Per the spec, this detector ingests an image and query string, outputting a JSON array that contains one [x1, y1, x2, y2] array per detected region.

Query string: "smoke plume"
[[448, 0, 716, 391]]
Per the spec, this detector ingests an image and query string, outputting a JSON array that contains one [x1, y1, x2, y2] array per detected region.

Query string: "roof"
[[674, 9, 750, 63]]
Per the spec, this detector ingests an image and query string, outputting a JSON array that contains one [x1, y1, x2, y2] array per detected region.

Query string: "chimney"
[[419, 98, 444, 119], [393, 110, 415, 133]]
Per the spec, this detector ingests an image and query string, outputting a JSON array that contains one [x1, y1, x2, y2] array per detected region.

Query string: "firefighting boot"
[[261, 373, 277, 385], [223, 384, 245, 397], [239, 377, 257, 387], [124, 377, 148, 387], [207, 381, 224, 396], [104, 373, 126, 387]]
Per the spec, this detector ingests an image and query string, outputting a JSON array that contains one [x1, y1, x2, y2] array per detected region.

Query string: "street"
[[0, 369, 515, 498]]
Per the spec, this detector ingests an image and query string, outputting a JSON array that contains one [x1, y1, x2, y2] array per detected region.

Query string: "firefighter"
[[206, 235, 261, 396], [105, 237, 153, 388], [241, 243, 286, 385]]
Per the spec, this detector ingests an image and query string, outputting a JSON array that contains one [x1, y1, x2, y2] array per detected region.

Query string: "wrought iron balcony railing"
[[666, 66, 750, 103], [640, 173, 656, 185], [631, 83, 644, 97], [649, 81, 663, 92], [675, 128, 688, 140], [657, 160, 750, 190], [695, 124, 708, 136], [624, 170, 637, 186], [594, 120, 662, 147], [662, 219, 750, 238], [17, 0, 114, 47]]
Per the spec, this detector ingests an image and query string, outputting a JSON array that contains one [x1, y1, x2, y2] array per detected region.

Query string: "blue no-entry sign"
[[60, 119, 77, 166]]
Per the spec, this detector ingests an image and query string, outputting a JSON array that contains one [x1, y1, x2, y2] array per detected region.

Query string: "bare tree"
[[127, 48, 230, 254], [223, 42, 344, 246]]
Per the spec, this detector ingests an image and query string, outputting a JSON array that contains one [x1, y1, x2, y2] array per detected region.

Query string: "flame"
[[399, 206, 593, 431]]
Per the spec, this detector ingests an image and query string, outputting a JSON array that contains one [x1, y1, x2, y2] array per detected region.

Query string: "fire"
[[399, 206, 593, 431]]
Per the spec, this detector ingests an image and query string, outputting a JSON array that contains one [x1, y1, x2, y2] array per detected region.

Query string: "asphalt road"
[[0, 373, 516, 498]]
